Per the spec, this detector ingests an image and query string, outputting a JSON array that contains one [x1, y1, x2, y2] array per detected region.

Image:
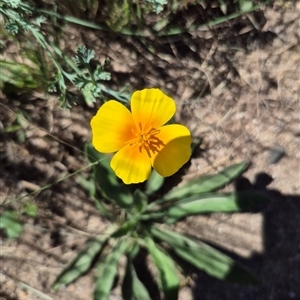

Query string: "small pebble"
[[269, 145, 285, 164]]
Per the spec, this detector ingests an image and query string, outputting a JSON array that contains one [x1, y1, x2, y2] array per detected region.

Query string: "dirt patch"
[[1, 1, 299, 299]]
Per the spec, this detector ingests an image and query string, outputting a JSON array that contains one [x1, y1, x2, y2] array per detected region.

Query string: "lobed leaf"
[[52, 238, 108, 290], [162, 162, 248, 201], [150, 226, 258, 284], [81, 83, 97, 106], [0, 211, 23, 239], [94, 238, 131, 300], [145, 237, 179, 300], [164, 191, 269, 224], [94, 69, 111, 81], [23, 202, 37, 217], [73, 45, 95, 65]]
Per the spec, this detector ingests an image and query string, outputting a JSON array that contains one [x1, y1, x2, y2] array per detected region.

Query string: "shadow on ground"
[[192, 173, 300, 300]]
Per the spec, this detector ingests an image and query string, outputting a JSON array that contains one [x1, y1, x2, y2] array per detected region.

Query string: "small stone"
[[269, 145, 285, 164]]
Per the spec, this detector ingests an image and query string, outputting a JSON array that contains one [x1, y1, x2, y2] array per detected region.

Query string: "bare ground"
[[1, 1, 300, 299]]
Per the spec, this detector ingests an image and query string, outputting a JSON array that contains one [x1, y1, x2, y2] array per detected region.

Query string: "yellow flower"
[[90, 88, 192, 184]]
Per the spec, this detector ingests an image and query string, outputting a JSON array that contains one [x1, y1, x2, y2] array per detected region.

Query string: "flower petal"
[[90, 100, 136, 153], [130, 88, 176, 131], [152, 124, 191, 177], [111, 144, 152, 184]]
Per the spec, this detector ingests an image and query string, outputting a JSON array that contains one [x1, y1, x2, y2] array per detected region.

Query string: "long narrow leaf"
[[163, 162, 248, 201], [122, 255, 134, 300], [52, 237, 108, 290], [94, 238, 131, 300], [85, 143, 133, 208], [145, 237, 179, 300], [145, 170, 165, 196], [122, 258, 152, 300], [132, 189, 148, 213], [151, 226, 258, 284], [164, 191, 269, 224]]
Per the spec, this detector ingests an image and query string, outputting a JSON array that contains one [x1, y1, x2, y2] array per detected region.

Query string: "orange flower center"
[[126, 123, 164, 158]]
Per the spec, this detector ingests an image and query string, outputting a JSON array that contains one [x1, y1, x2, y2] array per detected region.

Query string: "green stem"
[[38, 1, 275, 37], [1, 160, 100, 207]]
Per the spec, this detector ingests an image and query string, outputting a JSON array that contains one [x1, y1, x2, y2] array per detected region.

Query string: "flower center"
[[126, 123, 164, 158]]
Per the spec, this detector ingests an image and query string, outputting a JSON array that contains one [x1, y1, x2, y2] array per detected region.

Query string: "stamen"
[[125, 125, 165, 158]]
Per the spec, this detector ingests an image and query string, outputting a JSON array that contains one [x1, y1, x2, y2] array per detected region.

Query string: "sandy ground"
[[1, 1, 299, 299]]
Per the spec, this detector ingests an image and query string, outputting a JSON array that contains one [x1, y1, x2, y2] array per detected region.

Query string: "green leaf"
[[77, 175, 96, 198], [52, 238, 108, 290], [127, 241, 140, 260], [238, 0, 253, 12], [162, 162, 248, 201], [145, 237, 179, 300], [122, 259, 136, 300], [145, 0, 167, 14], [153, 18, 170, 32], [151, 226, 258, 284], [7, 0, 21, 8], [191, 136, 203, 154], [145, 170, 165, 196], [23, 202, 37, 217], [76, 174, 112, 216], [81, 83, 97, 107], [164, 191, 269, 224], [0, 60, 40, 91], [219, 0, 228, 14], [0, 211, 23, 239], [111, 219, 136, 238], [122, 258, 152, 300], [94, 68, 111, 81], [93, 197, 112, 217], [132, 189, 148, 213], [35, 15, 46, 26], [73, 45, 95, 65], [94, 238, 131, 300], [85, 143, 133, 208]]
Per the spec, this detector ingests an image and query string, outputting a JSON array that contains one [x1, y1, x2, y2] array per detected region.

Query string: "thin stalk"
[[1, 160, 101, 207]]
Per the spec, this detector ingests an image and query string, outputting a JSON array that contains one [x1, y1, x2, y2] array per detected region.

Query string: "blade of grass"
[[38, 1, 275, 37], [1, 272, 53, 300]]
